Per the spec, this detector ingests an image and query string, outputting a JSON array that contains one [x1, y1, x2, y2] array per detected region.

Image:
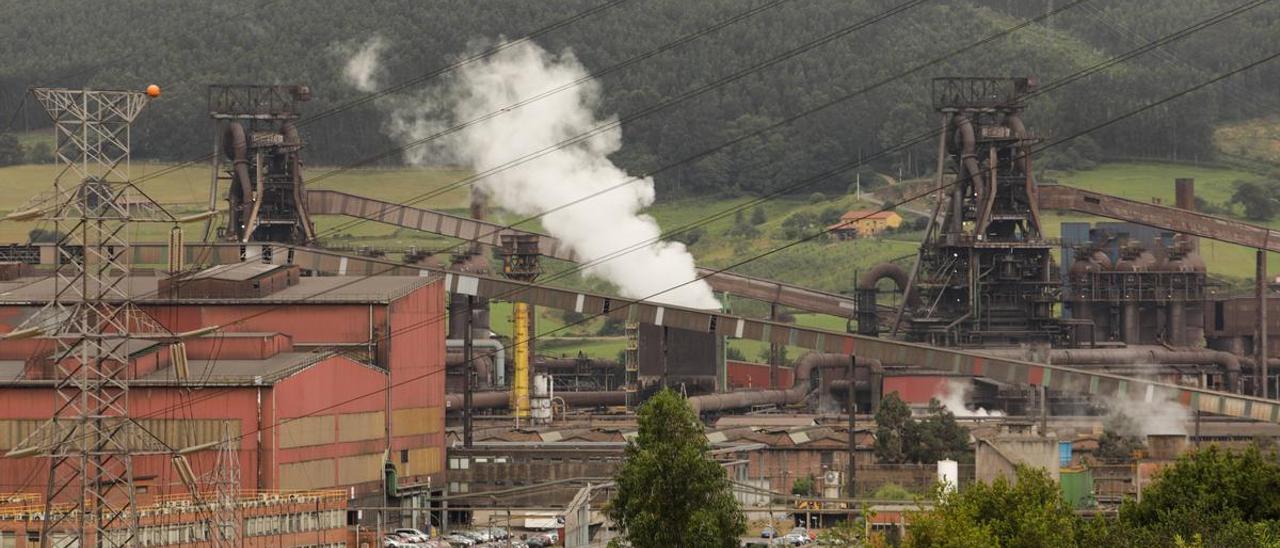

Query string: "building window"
[[401, 449, 410, 463]]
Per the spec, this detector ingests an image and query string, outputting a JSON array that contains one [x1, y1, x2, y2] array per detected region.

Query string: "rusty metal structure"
[[894, 78, 1062, 345], [207, 85, 315, 244], [4, 88, 181, 548]]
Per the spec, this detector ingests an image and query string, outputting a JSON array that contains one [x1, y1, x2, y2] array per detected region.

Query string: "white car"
[[442, 534, 476, 546], [382, 535, 415, 548], [394, 528, 430, 544]]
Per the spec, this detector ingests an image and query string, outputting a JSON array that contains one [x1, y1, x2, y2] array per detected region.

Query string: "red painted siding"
[[883, 376, 953, 404], [727, 360, 795, 389]]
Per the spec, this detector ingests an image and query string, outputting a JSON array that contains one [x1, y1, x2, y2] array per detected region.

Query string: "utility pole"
[[464, 295, 475, 448], [1259, 250, 1269, 398], [846, 355, 856, 499]]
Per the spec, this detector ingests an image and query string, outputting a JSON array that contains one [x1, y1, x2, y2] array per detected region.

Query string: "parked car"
[[487, 526, 510, 540], [782, 532, 810, 546], [761, 526, 778, 538], [394, 528, 430, 544], [382, 534, 415, 548], [441, 533, 476, 547]]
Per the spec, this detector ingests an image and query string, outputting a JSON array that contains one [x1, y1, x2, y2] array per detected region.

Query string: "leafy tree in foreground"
[[1116, 445, 1280, 546], [873, 393, 970, 464], [608, 389, 745, 548], [906, 466, 1080, 548]]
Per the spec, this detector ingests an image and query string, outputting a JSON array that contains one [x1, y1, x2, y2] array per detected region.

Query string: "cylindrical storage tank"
[[937, 459, 959, 493], [1114, 249, 1148, 344], [531, 373, 553, 424], [1068, 252, 1104, 322], [1184, 251, 1207, 344]]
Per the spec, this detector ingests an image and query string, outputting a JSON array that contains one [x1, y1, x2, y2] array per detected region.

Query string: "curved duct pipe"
[[954, 115, 990, 234], [1005, 113, 1041, 235], [447, 339, 505, 386], [977, 346, 1240, 392], [687, 353, 874, 414], [446, 390, 625, 410], [1004, 114, 1031, 176], [280, 122, 315, 241], [223, 122, 254, 211], [856, 263, 918, 336]]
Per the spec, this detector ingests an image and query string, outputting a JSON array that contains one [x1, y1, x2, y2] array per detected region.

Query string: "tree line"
[[1, 1, 1276, 198]]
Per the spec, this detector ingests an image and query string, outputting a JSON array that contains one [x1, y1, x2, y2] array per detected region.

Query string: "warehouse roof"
[[136, 351, 334, 385], [183, 262, 286, 281], [0, 274, 435, 304]]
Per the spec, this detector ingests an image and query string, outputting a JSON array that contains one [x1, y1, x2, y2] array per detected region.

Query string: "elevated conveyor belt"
[[306, 189, 862, 317], [1038, 185, 1280, 252], [50, 240, 1280, 426]]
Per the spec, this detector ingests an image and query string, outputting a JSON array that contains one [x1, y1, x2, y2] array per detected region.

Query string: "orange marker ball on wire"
[[145, 84, 161, 98]]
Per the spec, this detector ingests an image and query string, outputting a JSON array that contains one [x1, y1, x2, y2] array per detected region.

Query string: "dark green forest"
[[1, 0, 1276, 197]]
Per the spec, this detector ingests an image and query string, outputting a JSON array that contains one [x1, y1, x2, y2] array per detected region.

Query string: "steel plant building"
[[0, 264, 448, 528]]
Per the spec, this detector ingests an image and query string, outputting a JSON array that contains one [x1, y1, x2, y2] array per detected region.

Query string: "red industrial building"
[[0, 265, 447, 521]]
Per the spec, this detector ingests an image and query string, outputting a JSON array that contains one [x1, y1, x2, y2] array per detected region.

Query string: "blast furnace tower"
[[900, 77, 1063, 345]]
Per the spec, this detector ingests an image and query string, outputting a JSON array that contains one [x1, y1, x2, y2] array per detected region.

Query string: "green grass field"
[[4, 156, 1277, 358], [1049, 162, 1280, 280]]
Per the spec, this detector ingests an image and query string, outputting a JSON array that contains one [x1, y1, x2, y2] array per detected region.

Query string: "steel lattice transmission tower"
[[208, 422, 242, 547], [12, 88, 180, 547]]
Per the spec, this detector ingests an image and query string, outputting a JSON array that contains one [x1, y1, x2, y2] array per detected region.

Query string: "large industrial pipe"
[[444, 353, 882, 414], [1004, 114, 1031, 176], [954, 115, 989, 233], [686, 353, 878, 414], [856, 263, 916, 336], [447, 339, 505, 386], [977, 346, 1240, 391], [223, 122, 254, 209], [445, 390, 625, 410], [280, 122, 315, 241]]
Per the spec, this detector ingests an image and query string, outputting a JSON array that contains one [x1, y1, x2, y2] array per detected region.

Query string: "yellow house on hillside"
[[828, 210, 902, 240]]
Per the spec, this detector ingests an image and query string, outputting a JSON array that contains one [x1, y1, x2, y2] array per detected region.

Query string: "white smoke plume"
[[1103, 390, 1188, 437], [349, 40, 720, 309], [939, 379, 1003, 418], [343, 37, 386, 92]]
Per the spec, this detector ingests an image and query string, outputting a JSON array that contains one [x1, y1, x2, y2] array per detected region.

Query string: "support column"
[[1259, 250, 1268, 398], [463, 295, 474, 447], [769, 302, 779, 389], [846, 355, 856, 499]]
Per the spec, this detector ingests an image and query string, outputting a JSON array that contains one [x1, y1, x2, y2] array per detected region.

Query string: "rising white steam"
[[343, 37, 386, 92], [1103, 391, 1188, 437], [349, 40, 720, 308], [939, 379, 1003, 418]]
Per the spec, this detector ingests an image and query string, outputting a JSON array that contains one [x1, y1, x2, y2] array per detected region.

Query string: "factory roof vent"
[[159, 263, 300, 299]]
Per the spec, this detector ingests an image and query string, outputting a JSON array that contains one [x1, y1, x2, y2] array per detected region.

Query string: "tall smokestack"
[[1175, 178, 1197, 253]]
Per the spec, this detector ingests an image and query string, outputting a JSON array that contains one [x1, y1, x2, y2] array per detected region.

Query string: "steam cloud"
[[939, 380, 1003, 418], [343, 37, 386, 92], [1104, 390, 1188, 437], [346, 40, 720, 308]]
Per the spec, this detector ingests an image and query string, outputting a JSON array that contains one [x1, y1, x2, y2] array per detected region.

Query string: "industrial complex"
[[1, 72, 1279, 548]]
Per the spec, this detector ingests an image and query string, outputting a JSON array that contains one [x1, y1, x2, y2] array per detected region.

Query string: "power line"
[[130, 0, 635, 185], [202, 48, 1280, 453], [31, 45, 1277, 464], [8, 0, 1270, 489], [319, 0, 1260, 279], [298, 0, 936, 236]]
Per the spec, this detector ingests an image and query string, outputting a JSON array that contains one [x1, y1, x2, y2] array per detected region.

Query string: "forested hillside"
[[0, 0, 1276, 198]]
